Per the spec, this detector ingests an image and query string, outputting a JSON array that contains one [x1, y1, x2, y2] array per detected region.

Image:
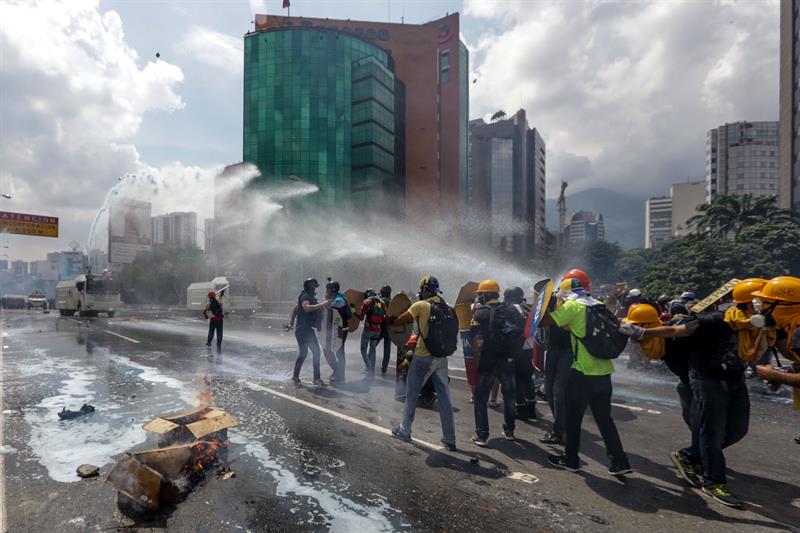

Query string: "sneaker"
[[608, 463, 634, 476], [471, 434, 488, 447], [391, 427, 412, 443], [440, 439, 457, 451], [539, 432, 564, 445], [670, 451, 702, 488], [468, 394, 474, 404], [795, 436, 800, 445], [292, 377, 302, 386], [547, 454, 580, 472], [205, 343, 211, 347], [701, 483, 743, 508], [502, 430, 515, 441], [313, 379, 328, 388], [488, 399, 500, 408]]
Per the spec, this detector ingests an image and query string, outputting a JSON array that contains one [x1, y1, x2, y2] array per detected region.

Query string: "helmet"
[[208, 291, 216, 298], [380, 285, 391, 297], [752, 276, 800, 303], [731, 278, 768, 304], [419, 275, 440, 295], [504, 286, 524, 303], [303, 278, 319, 291], [680, 291, 696, 300], [364, 288, 377, 298], [626, 303, 659, 324], [559, 278, 586, 294], [563, 268, 591, 292], [627, 288, 642, 298], [476, 279, 501, 294], [325, 279, 340, 293]]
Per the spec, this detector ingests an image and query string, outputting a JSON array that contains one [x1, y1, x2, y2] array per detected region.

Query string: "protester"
[[505, 286, 537, 420], [355, 288, 385, 376], [377, 285, 394, 374], [391, 276, 457, 451], [286, 278, 330, 387], [321, 279, 350, 383], [542, 278, 632, 475], [469, 280, 524, 446], [203, 289, 224, 350]]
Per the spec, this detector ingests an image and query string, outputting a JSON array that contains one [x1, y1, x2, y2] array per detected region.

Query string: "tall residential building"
[[151, 212, 198, 249], [645, 196, 672, 248], [467, 109, 546, 259], [564, 211, 605, 243], [10, 260, 28, 278], [705, 121, 779, 201], [780, 0, 800, 210], [248, 14, 468, 222], [204, 218, 214, 251], [0, 259, 8, 271], [46, 251, 85, 279], [671, 181, 706, 237]]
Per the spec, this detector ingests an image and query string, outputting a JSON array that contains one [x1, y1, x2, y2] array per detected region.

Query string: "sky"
[[0, 0, 779, 261]]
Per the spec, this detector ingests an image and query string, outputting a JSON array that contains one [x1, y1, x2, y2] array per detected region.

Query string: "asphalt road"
[[0, 309, 798, 532]]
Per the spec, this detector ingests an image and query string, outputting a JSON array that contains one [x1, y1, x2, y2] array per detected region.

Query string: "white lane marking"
[[449, 374, 467, 381], [242, 380, 443, 451], [104, 330, 140, 344], [0, 319, 6, 532]]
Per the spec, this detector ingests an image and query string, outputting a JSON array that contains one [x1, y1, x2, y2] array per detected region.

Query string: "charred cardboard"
[[106, 453, 163, 511], [143, 406, 238, 440]]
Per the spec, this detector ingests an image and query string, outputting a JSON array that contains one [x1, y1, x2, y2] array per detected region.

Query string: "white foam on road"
[[107, 354, 195, 405]]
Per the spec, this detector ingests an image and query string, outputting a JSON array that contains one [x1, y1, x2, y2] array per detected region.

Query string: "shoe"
[[547, 454, 580, 472], [608, 463, 634, 476], [381, 368, 387, 374], [702, 483, 743, 508], [488, 400, 500, 407], [468, 395, 474, 404], [205, 343, 211, 347], [440, 439, 457, 451], [502, 430, 515, 441], [313, 379, 328, 388], [471, 434, 488, 447], [539, 432, 564, 445], [670, 451, 702, 488], [795, 436, 800, 445], [292, 377, 302, 386], [391, 427, 412, 443]]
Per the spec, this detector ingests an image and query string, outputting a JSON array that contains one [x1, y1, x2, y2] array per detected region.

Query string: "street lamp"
[[1, 194, 11, 199]]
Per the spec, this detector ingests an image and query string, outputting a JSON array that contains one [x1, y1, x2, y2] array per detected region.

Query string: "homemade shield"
[[454, 281, 479, 331], [387, 292, 413, 347], [690, 279, 740, 314], [344, 289, 365, 333], [525, 279, 553, 340]]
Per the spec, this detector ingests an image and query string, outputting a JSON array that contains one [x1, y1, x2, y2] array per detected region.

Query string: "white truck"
[[56, 274, 121, 317], [26, 291, 49, 310], [186, 276, 259, 314]]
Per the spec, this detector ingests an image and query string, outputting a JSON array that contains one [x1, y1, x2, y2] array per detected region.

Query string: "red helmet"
[[563, 268, 590, 292], [208, 291, 216, 298]]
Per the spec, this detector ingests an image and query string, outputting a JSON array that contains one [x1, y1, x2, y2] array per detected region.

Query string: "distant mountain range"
[[545, 187, 647, 249]]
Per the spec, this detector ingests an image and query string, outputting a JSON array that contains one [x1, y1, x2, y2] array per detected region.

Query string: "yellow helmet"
[[626, 303, 659, 324], [476, 279, 501, 294], [751, 276, 800, 303], [731, 278, 768, 304]]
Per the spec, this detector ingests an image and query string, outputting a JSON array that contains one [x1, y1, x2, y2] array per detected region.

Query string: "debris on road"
[[58, 404, 95, 420], [0, 444, 17, 455], [106, 406, 238, 518], [76, 464, 99, 478]]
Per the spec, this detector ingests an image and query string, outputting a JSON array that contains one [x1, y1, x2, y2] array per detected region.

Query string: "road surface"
[[0, 309, 798, 532]]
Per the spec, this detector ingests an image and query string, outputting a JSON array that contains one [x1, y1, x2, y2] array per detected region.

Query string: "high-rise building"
[[671, 181, 706, 237], [151, 212, 198, 249], [248, 14, 468, 222], [564, 211, 605, 243], [705, 121, 779, 201], [645, 196, 672, 248], [780, 0, 800, 210], [467, 109, 546, 259], [0, 260, 8, 271], [46, 251, 86, 279], [203, 218, 214, 251], [11, 260, 28, 278]]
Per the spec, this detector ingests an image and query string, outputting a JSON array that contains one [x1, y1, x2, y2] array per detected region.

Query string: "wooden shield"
[[455, 281, 479, 306], [344, 289, 365, 333], [387, 293, 413, 347]]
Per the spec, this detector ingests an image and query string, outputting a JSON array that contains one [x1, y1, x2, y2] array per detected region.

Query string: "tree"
[[687, 194, 794, 238], [490, 110, 507, 122]]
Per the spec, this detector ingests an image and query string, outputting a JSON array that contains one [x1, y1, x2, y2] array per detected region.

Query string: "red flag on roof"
[[283, 0, 290, 8]]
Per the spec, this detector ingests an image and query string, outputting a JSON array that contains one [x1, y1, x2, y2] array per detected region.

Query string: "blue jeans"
[[474, 358, 516, 439], [398, 356, 455, 445], [293, 328, 321, 381], [360, 329, 380, 372], [333, 330, 349, 381], [683, 376, 750, 485]]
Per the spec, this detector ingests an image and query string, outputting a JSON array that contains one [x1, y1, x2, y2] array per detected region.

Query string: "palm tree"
[[490, 110, 506, 122], [687, 194, 794, 238]]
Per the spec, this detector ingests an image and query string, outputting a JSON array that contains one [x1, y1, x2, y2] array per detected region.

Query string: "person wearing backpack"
[[203, 290, 225, 350], [322, 279, 350, 383], [390, 275, 458, 451], [541, 277, 633, 475], [505, 287, 537, 421], [355, 288, 385, 376], [469, 280, 525, 446]]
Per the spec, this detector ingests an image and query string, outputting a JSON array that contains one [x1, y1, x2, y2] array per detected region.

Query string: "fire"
[[190, 436, 230, 472]]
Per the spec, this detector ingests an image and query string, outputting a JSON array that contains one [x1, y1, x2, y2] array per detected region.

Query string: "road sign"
[[0, 211, 58, 238]]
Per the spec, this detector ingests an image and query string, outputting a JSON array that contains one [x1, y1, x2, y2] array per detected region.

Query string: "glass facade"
[[705, 122, 778, 201], [490, 138, 514, 251], [243, 28, 403, 211]]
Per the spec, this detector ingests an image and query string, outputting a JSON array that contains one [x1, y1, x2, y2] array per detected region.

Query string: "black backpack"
[[209, 298, 223, 318], [488, 303, 525, 356], [423, 300, 458, 357], [573, 303, 628, 360]]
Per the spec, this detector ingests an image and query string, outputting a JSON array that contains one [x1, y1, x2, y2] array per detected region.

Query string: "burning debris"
[[106, 406, 238, 518], [58, 404, 95, 420]]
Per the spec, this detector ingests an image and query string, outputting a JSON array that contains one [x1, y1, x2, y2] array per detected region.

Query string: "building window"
[[440, 68, 449, 83], [440, 50, 450, 68]]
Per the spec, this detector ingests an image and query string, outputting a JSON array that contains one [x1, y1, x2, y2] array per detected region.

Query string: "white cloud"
[[175, 25, 244, 77], [465, 0, 779, 198]]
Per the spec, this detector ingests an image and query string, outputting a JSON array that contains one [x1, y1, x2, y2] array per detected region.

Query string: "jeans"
[[515, 349, 536, 410], [378, 324, 392, 372], [398, 356, 455, 445], [676, 380, 694, 430], [544, 349, 573, 438], [293, 328, 321, 381], [333, 330, 349, 381], [474, 358, 516, 439], [360, 329, 381, 372], [683, 376, 750, 485], [207, 320, 223, 348], [564, 370, 629, 469]]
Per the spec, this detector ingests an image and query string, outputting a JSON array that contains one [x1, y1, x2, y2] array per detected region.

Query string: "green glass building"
[[243, 28, 404, 213]]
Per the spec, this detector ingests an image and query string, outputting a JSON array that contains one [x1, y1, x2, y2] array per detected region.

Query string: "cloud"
[[465, 0, 779, 198], [0, 0, 188, 259], [175, 25, 244, 77]]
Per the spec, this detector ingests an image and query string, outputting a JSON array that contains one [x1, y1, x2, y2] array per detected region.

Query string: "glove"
[[619, 322, 646, 339]]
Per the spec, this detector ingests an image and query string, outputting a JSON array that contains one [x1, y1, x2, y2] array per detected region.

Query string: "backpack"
[[488, 303, 525, 356], [573, 303, 628, 360], [368, 297, 385, 325], [209, 298, 223, 318], [334, 294, 352, 321], [422, 300, 458, 357]]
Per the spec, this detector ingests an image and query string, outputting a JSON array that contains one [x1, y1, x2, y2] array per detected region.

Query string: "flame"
[[190, 437, 229, 472]]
